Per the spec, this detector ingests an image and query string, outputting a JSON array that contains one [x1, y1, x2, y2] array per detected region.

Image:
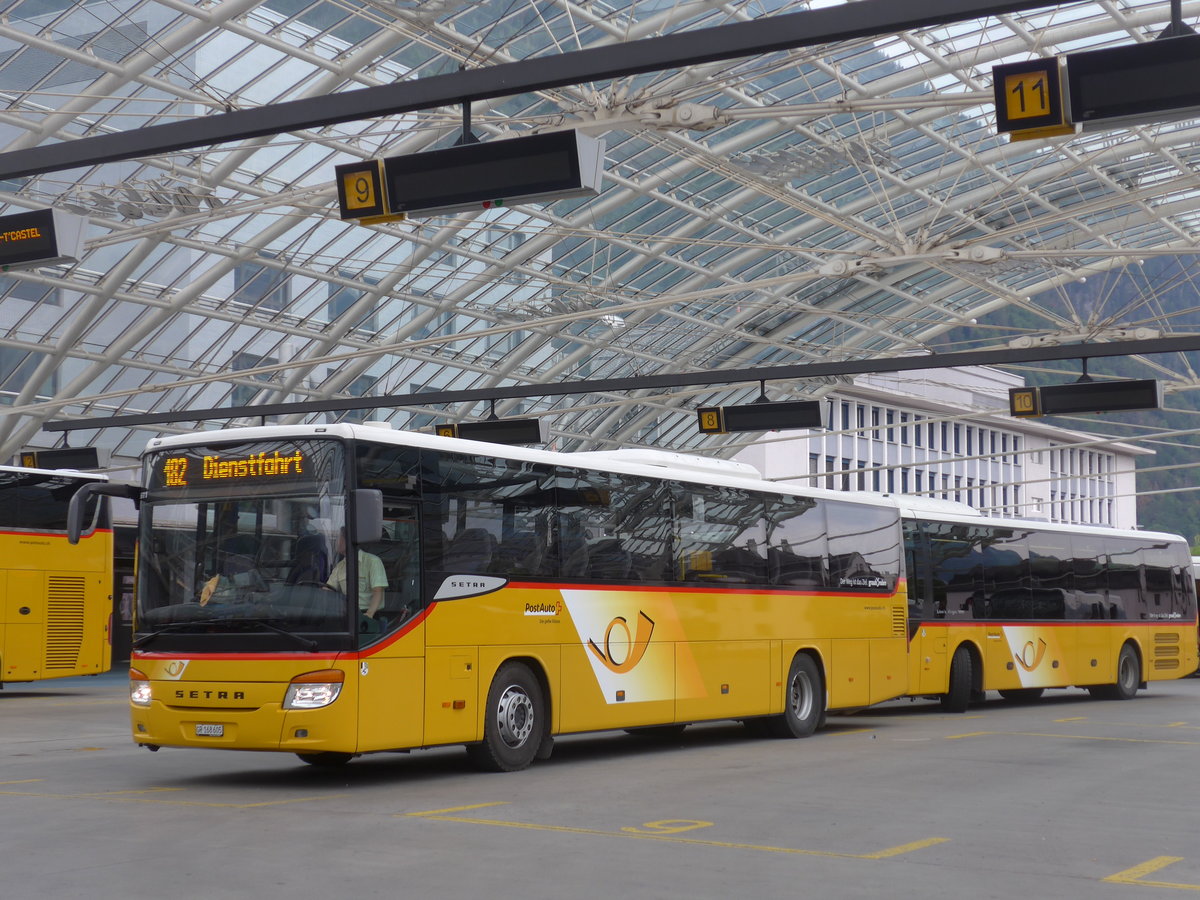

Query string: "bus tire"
[[1110, 644, 1141, 700], [998, 688, 1044, 703], [467, 661, 544, 772], [940, 645, 973, 713], [764, 654, 823, 738], [296, 752, 354, 767]]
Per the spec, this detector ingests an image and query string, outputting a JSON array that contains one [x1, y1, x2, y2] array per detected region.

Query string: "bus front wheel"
[[467, 661, 545, 772], [764, 654, 823, 738], [941, 646, 973, 713]]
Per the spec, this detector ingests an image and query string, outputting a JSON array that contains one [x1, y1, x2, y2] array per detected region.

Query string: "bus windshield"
[[138, 439, 350, 647], [0, 468, 102, 533]]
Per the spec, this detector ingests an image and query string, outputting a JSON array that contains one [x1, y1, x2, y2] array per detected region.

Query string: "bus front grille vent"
[[45, 576, 86, 669], [892, 607, 906, 636]]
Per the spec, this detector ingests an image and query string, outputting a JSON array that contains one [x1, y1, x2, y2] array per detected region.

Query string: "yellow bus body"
[[907, 620, 1197, 696], [131, 582, 907, 755], [1, 528, 113, 683]]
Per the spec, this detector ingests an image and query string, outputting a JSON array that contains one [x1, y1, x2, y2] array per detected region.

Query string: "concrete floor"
[[3, 669, 1198, 899]]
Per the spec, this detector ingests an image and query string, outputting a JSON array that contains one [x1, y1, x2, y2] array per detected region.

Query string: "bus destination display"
[[153, 449, 308, 489], [0, 208, 86, 270]]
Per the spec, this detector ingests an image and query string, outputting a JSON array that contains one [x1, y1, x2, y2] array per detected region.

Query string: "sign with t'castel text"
[[0, 208, 86, 270]]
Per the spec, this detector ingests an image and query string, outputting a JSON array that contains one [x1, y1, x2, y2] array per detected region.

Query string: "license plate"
[[195, 723, 224, 737]]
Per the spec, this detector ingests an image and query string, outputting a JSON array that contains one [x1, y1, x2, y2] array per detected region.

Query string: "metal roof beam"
[[0, 0, 1067, 180], [43, 332, 1200, 433]]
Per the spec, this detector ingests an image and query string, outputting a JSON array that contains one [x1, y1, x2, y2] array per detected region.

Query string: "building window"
[[233, 254, 290, 311], [0, 277, 59, 305], [0, 347, 56, 400], [339, 374, 379, 423], [231, 351, 276, 407], [327, 272, 379, 333]]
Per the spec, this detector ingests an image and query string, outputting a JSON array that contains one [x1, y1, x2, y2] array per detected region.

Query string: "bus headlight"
[[130, 668, 152, 707], [283, 669, 345, 710]]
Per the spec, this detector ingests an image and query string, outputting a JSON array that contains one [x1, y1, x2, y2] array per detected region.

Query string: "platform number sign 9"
[[334, 160, 387, 220]]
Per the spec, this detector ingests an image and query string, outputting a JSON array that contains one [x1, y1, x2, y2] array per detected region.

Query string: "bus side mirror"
[[353, 489, 384, 544], [67, 482, 144, 545]]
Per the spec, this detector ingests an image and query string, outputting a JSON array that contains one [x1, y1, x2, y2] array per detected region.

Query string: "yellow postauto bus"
[[901, 497, 1197, 709], [1, 464, 113, 686], [71, 423, 912, 770]]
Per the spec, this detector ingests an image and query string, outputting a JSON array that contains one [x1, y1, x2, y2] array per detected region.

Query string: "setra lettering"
[[175, 690, 246, 700]]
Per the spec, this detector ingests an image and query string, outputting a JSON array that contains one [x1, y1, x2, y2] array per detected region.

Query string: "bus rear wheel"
[[467, 661, 545, 772], [940, 646, 973, 713], [1092, 644, 1140, 700], [764, 654, 823, 738]]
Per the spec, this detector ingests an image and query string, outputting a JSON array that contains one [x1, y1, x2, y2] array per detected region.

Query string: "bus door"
[[910, 521, 979, 694], [978, 527, 1030, 691], [356, 501, 426, 753]]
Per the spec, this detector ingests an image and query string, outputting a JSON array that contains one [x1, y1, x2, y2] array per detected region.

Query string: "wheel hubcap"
[[789, 671, 813, 721], [1119, 655, 1136, 689], [496, 684, 534, 748]]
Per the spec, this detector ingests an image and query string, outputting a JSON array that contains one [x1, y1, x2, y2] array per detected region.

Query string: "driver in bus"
[[326, 527, 387, 621]]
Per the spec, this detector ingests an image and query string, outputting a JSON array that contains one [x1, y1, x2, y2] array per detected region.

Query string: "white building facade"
[[736, 367, 1148, 529]]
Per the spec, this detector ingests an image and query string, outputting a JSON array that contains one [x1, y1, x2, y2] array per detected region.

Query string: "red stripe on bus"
[[506, 579, 900, 599]]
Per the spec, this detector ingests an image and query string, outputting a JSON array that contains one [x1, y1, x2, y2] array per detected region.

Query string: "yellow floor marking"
[[622, 820, 712, 835], [403, 808, 947, 860], [1104, 856, 1200, 891], [946, 731, 1200, 746], [1052, 716, 1199, 732], [860, 838, 950, 859], [409, 802, 509, 816], [0, 786, 344, 809], [829, 728, 875, 736], [0, 779, 43, 785]]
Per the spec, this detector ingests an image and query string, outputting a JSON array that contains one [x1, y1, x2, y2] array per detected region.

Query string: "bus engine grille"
[[1152, 632, 1181, 671], [45, 576, 86, 669]]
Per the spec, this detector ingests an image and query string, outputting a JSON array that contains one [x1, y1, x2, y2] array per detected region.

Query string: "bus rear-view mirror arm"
[[68, 482, 145, 545], [354, 489, 384, 544]]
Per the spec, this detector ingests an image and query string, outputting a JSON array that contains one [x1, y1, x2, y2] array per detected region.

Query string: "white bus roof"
[[0, 464, 107, 481], [143, 423, 1188, 544]]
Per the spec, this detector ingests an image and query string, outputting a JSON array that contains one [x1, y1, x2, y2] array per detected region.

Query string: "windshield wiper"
[[133, 617, 319, 651], [132, 621, 198, 649], [235, 618, 320, 651]]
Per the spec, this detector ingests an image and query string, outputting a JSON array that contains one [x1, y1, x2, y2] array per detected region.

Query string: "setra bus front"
[[124, 436, 398, 763]]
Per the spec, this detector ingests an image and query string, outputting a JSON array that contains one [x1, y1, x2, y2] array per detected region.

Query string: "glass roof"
[[1, 0, 1199, 466]]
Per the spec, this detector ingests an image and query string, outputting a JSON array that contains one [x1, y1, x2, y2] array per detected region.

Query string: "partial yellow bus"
[[1, 465, 113, 686], [901, 498, 1198, 709], [75, 424, 911, 770]]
